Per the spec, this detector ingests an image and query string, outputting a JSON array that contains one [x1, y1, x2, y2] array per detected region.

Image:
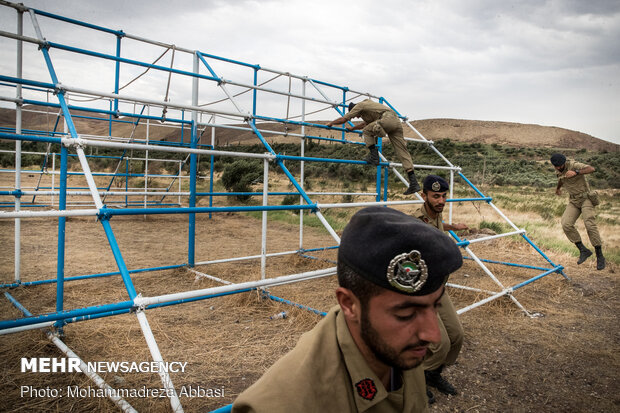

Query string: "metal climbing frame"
[[0, 1, 565, 411]]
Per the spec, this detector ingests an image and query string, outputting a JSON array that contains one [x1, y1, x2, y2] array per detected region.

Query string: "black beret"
[[423, 175, 449, 192], [338, 206, 462, 296], [348, 102, 356, 112], [550, 153, 566, 167]]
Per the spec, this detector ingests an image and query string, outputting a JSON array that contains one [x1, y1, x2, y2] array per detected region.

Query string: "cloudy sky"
[[1, 0, 619, 144]]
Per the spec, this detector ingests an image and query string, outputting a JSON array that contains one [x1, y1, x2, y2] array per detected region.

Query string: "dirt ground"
[[0, 207, 618, 412]]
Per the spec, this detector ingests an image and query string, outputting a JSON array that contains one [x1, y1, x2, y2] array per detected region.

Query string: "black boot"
[[595, 246, 606, 270], [575, 242, 593, 265], [364, 145, 380, 166], [403, 170, 421, 195], [426, 388, 436, 405], [425, 366, 457, 396]]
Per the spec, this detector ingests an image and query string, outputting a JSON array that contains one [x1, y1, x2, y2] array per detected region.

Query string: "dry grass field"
[[0, 166, 618, 412]]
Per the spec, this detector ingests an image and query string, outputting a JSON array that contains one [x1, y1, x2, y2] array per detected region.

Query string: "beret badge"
[[431, 181, 441, 192], [386, 250, 428, 293]]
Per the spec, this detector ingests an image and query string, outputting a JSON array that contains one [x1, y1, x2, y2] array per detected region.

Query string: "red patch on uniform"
[[355, 378, 377, 401]]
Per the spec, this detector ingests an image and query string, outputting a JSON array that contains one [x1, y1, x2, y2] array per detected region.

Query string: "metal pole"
[[14, 6, 23, 283], [136, 310, 183, 412], [261, 157, 269, 280], [299, 79, 306, 250], [188, 52, 199, 267]]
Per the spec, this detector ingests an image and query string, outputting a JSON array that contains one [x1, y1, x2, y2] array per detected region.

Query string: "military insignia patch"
[[386, 250, 428, 293], [355, 378, 377, 401], [432, 181, 441, 192]]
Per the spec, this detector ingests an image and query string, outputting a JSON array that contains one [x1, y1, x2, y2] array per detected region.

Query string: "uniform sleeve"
[[571, 161, 590, 171], [343, 105, 363, 121]]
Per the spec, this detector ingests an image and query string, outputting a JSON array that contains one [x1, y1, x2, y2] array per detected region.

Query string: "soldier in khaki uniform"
[[327, 100, 421, 195], [550, 153, 606, 270], [232, 206, 463, 413], [414, 175, 467, 403]]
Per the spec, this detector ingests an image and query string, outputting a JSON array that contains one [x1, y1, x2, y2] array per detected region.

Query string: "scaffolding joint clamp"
[[38, 39, 50, 51], [53, 82, 65, 96], [97, 207, 112, 222], [13, 189, 23, 199], [61, 136, 85, 150], [133, 294, 146, 312]]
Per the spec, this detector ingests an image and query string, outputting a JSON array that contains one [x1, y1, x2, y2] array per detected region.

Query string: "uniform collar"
[[336, 310, 399, 412]]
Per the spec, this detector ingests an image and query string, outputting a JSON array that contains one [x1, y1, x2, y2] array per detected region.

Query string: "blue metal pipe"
[[276, 153, 384, 166], [0, 300, 135, 330], [4, 292, 33, 316], [520, 233, 568, 279], [458, 171, 487, 199], [209, 405, 232, 413], [511, 266, 564, 291], [309, 78, 349, 91], [263, 293, 327, 317], [55, 145, 68, 326], [114, 35, 122, 114], [47, 40, 220, 82], [20, 98, 191, 125], [188, 122, 198, 267], [0, 131, 62, 144], [100, 219, 138, 299], [196, 51, 221, 80], [461, 256, 554, 272], [31, 7, 123, 36], [0, 264, 186, 289]]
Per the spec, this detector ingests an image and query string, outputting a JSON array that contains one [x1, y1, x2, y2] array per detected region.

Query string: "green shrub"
[[220, 159, 262, 202]]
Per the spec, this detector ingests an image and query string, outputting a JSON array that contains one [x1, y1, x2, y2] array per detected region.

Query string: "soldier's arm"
[[555, 180, 563, 195], [346, 121, 367, 131]]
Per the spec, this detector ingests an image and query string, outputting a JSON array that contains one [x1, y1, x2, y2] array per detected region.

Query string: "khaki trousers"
[[423, 292, 464, 371], [561, 198, 602, 247], [362, 112, 414, 171]]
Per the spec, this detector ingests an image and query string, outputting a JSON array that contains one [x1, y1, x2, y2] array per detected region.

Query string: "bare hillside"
[[410, 118, 618, 152]]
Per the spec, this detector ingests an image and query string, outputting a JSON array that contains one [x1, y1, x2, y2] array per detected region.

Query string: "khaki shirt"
[[415, 204, 444, 232], [556, 159, 591, 196], [232, 306, 428, 413], [343, 99, 394, 125]]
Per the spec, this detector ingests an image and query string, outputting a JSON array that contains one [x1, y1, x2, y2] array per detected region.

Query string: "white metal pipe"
[[60, 83, 248, 120], [315, 210, 341, 244], [0, 209, 99, 219], [14, 5, 23, 284], [318, 199, 422, 209], [75, 147, 104, 209], [135, 310, 183, 412], [446, 282, 498, 296], [187, 268, 232, 285], [134, 267, 336, 308], [194, 249, 300, 266], [488, 201, 521, 232], [464, 229, 526, 244], [0, 321, 55, 335], [61, 137, 275, 160], [456, 288, 511, 315], [299, 79, 306, 251], [261, 158, 269, 280], [449, 169, 454, 224], [12, 191, 191, 196], [49, 334, 138, 413], [144, 106, 150, 215], [51, 152, 56, 207], [463, 245, 506, 289], [378, 152, 425, 202]]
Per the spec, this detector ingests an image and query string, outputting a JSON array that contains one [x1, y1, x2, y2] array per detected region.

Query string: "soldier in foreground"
[[232, 206, 463, 412], [327, 99, 421, 195], [414, 175, 467, 403], [550, 153, 606, 270]]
